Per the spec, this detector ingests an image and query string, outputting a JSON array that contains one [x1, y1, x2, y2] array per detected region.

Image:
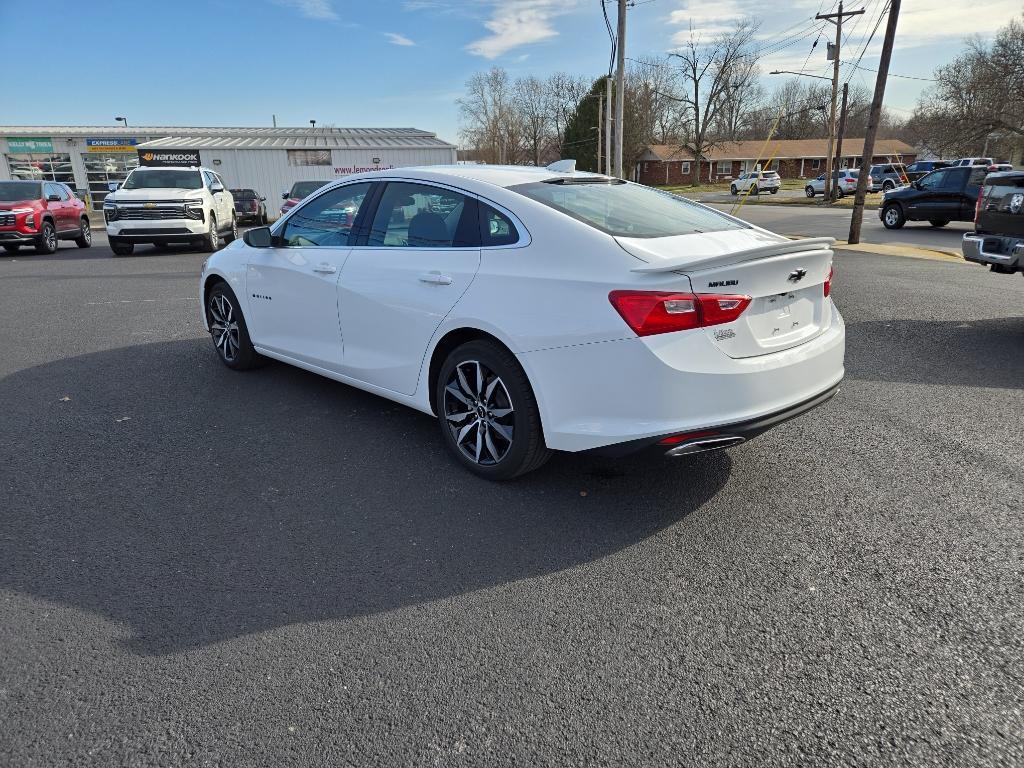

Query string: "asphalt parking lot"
[[1, 234, 1022, 767]]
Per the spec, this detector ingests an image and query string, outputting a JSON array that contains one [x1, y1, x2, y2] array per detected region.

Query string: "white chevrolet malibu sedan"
[[199, 162, 845, 479]]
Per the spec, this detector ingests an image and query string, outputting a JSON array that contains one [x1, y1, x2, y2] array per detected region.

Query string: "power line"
[[846, 63, 935, 81]]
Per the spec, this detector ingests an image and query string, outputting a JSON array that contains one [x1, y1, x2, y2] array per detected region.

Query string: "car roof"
[[345, 164, 612, 190]]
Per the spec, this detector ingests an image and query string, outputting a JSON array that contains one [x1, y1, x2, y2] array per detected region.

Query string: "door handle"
[[312, 263, 337, 274], [419, 271, 453, 285]]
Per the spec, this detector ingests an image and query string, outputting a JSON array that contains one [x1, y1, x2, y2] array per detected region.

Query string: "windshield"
[[231, 189, 257, 199], [290, 181, 326, 199], [510, 180, 747, 238], [123, 170, 203, 190], [0, 181, 42, 201]]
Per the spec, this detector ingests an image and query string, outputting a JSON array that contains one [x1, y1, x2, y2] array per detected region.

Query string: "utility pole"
[[816, 2, 863, 203], [614, 0, 626, 178], [850, 0, 901, 244], [597, 94, 603, 173], [605, 76, 613, 176], [833, 82, 849, 184]]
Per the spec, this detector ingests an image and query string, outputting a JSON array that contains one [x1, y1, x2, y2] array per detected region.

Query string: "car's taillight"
[[824, 265, 834, 297], [975, 186, 985, 225], [608, 291, 752, 337]]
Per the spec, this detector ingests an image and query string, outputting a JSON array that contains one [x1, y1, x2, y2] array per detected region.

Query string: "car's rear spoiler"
[[627, 236, 836, 273]]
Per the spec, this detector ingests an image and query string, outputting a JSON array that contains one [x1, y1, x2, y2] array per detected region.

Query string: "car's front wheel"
[[110, 237, 134, 256], [35, 221, 58, 254], [729, 185, 737, 195], [75, 217, 92, 248], [929, 219, 949, 227], [205, 213, 220, 252], [206, 282, 261, 370], [805, 186, 815, 198], [882, 203, 905, 229], [770, 188, 778, 194], [436, 340, 550, 480], [225, 214, 238, 244]]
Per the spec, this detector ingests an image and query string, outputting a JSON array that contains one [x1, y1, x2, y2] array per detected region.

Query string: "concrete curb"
[[783, 234, 965, 263]]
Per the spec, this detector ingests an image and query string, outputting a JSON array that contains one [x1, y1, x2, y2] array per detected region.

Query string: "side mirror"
[[282, 191, 289, 199], [47, 194, 61, 202], [260, 196, 266, 201], [108, 181, 121, 193], [210, 183, 225, 193], [243, 226, 274, 248]]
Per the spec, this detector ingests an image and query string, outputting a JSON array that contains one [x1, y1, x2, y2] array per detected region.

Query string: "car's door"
[[906, 170, 949, 219], [337, 180, 482, 395], [56, 184, 77, 231], [244, 181, 377, 371], [45, 183, 71, 232]]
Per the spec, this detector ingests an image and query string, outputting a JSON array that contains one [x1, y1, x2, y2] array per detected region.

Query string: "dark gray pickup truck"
[[962, 170, 1024, 275]]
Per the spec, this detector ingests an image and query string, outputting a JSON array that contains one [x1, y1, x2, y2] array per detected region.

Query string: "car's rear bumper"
[[518, 307, 846, 453], [962, 232, 1023, 270]]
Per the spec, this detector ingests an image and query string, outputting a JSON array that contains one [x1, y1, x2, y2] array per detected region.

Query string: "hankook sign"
[[138, 149, 201, 167]]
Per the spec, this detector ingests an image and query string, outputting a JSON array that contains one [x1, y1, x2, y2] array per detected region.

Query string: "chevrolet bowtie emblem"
[[788, 268, 807, 283]]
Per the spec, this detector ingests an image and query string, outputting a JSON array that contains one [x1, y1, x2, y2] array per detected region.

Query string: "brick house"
[[636, 138, 916, 186]]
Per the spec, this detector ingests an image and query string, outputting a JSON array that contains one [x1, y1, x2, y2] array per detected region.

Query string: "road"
[[706, 200, 973, 254], [1, 236, 1021, 767]]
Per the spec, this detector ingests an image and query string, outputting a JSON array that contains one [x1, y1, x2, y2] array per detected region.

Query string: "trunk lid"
[[617, 229, 835, 358]]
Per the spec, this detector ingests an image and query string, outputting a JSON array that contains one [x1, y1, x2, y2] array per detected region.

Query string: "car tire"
[[882, 203, 905, 230], [730, 185, 737, 195], [805, 186, 815, 198], [436, 340, 551, 480], [750, 185, 758, 195], [883, 180, 895, 192], [224, 214, 238, 244], [929, 219, 949, 227], [2, 244, 19, 253], [35, 221, 58, 254], [110, 237, 134, 257], [205, 213, 220, 252], [770, 188, 778, 194], [75, 217, 92, 248], [261, 211, 268, 225], [206, 281, 261, 370]]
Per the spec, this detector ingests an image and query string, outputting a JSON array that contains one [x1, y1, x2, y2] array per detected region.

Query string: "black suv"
[[904, 160, 951, 182], [962, 170, 1024, 275]]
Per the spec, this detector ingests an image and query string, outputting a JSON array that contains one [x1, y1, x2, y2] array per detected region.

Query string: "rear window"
[[231, 189, 257, 199], [509, 179, 746, 239], [764, 172, 780, 179], [983, 174, 1024, 210]]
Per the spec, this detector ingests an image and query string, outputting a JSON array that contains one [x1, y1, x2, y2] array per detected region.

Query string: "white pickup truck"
[[103, 166, 236, 256]]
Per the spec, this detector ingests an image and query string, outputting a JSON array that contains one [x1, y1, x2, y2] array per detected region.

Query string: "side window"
[[44, 183, 60, 200], [918, 170, 948, 190], [479, 203, 519, 247], [368, 182, 474, 248], [967, 168, 987, 188], [57, 185, 71, 201], [203, 170, 218, 188], [279, 182, 373, 247]]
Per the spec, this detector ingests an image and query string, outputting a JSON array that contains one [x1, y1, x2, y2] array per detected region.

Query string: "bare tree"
[[712, 54, 763, 141], [545, 72, 592, 157], [906, 15, 1024, 158], [457, 67, 521, 164], [514, 76, 552, 166], [670, 19, 759, 184]]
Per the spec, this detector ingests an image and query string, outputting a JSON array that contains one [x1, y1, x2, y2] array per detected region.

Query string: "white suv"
[[730, 170, 782, 195], [103, 166, 236, 256]]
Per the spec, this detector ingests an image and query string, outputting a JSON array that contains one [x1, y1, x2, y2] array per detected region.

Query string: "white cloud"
[[272, 0, 337, 21], [385, 32, 416, 46], [668, 0, 750, 41], [466, 0, 578, 59]]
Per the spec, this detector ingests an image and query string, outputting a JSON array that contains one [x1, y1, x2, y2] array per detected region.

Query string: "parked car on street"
[[729, 170, 781, 195], [0, 180, 91, 254], [230, 188, 268, 225], [986, 163, 1014, 173], [200, 163, 844, 479], [804, 169, 866, 197], [103, 166, 236, 256], [962, 170, 1024, 275], [280, 180, 329, 217], [867, 163, 910, 192], [879, 165, 988, 229], [904, 160, 951, 182], [951, 157, 994, 167]]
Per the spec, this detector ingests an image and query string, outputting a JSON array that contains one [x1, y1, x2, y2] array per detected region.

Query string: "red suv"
[[0, 180, 91, 254]]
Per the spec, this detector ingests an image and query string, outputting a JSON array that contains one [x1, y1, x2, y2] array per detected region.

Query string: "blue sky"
[[0, 0, 1015, 144]]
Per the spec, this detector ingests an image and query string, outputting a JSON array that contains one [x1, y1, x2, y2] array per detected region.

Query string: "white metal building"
[[0, 126, 457, 210]]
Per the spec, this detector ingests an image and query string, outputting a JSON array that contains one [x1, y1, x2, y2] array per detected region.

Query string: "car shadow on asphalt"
[[0, 339, 731, 656], [845, 316, 1024, 389]]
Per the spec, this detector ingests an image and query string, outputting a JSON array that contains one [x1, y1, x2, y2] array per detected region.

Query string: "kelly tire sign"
[[138, 149, 201, 167]]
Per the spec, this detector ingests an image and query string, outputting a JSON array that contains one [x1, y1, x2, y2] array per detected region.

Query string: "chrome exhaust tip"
[[664, 435, 745, 457]]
